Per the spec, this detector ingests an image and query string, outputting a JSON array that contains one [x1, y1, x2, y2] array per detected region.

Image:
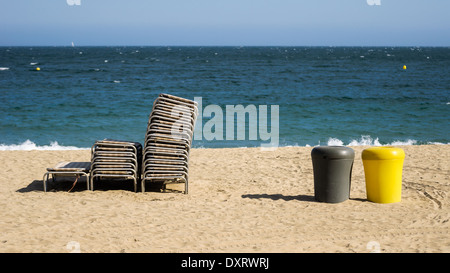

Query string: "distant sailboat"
[[71, 41, 75, 47]]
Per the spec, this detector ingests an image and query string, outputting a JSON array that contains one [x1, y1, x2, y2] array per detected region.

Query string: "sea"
[[0, 46, 449, 150]]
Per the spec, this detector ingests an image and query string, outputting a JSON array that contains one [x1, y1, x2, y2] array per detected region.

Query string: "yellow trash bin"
[[362, 146, 405, 203]]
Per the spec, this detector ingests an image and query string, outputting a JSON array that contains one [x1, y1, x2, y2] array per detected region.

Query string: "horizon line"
[[1, 44, 449, 48]]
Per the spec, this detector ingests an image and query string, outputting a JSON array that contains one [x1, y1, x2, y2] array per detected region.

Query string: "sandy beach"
[[0, 145, 448, 253]]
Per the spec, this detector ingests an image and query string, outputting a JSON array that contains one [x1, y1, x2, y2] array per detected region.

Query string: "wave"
[[325, 135, 448, 147], [0, 67, 10, 71], [0, 140, 89, 151], [1, 137, 448, 151], [327, 135, 414, 146], [281, 136, 449, 148]]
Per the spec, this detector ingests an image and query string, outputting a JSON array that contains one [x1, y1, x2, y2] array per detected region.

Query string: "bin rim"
[[362, 146, 405, 160], [311, 146, 355, 159]]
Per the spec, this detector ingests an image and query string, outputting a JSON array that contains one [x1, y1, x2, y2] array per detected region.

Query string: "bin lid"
[[311, 146, 355, 159], [362, 146, 405, 160]]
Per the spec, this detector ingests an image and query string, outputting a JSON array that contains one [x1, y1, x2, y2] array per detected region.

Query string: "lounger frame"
[[43, 162, 91, 192]]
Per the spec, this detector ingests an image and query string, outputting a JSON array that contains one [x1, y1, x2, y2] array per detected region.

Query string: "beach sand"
[[0, 145, 448, 253]]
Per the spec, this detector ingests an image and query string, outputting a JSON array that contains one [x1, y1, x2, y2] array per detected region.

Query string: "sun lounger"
[[90, 139, 142, 192], [141, 93, 198, 194], [43, 161, 91, 192]]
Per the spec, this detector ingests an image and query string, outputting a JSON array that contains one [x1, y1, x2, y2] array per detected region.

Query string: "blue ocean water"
[[0, 46, 449, 149]]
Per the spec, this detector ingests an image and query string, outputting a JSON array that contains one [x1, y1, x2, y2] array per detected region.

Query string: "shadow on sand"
[[17, 178, 182, 193], [241, 193, 316, 202], [241, 193, 368, 203], [17, 177, 90, 193]]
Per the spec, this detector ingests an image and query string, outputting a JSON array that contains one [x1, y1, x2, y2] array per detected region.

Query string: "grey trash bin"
[[311, 146, 355, 203]]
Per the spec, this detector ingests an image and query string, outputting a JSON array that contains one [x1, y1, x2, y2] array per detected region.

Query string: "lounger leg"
[[86, 174, 90, 191], [141, 180, 145, 193], [133, 177, 137, 193], [43, 173, 48, 192]]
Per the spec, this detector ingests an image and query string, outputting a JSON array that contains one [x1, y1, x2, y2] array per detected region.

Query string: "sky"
[[0, 0, 449, 46]]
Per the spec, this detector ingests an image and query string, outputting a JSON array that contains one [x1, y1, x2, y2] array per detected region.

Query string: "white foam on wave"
[[0, 67, 10, 71], [425, 141, 450, 145], [347, 135, 383, 146], [389, 139, 418, 146], [326, 137, 344, 146], [327, 135, 411, 146], [0, 140, 89, 151], [323, 135, 448, 147]]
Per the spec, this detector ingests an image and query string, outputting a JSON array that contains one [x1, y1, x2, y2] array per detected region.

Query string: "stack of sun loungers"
[[142, 93, 198, 194], [90, 139, 142, 192]]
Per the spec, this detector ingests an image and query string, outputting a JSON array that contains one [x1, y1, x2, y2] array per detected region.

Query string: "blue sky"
[[0, 0, 449, 46]]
